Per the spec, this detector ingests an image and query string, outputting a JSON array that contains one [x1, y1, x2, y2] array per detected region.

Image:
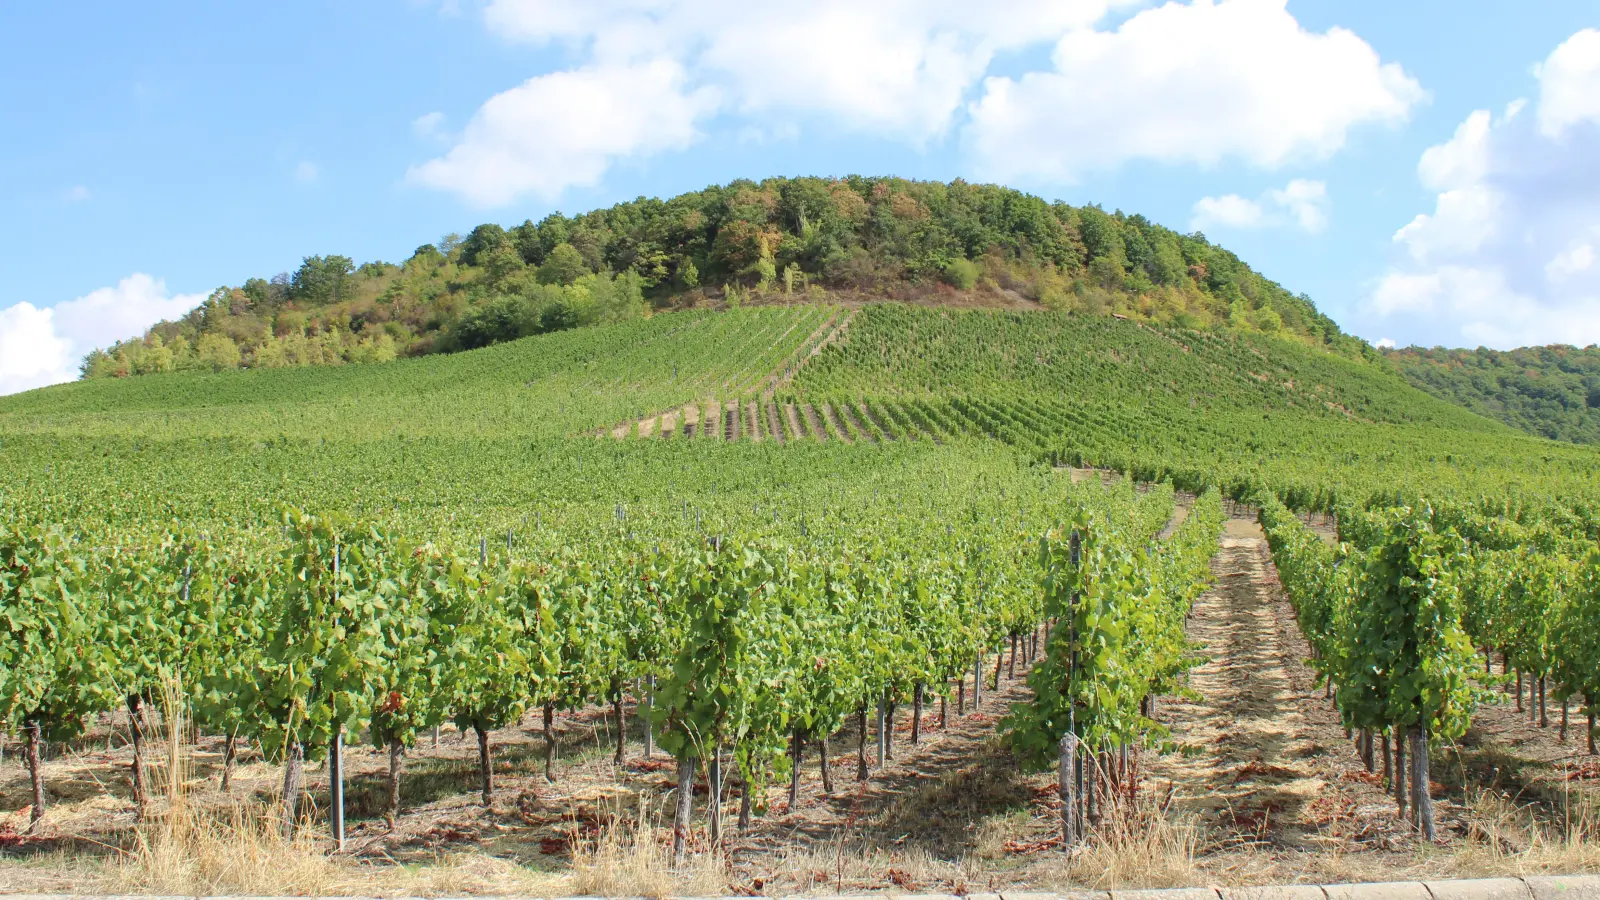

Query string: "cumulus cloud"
[[965, 0, 1424, 183], [1546, 242, 1596, 282], [1536, 29, 1600, 138], [481, 0, 1120, 138], [1192, 178, 1328, 232], [0, 274, 205, 396], [1192, 193, 1265, 229], [406, 59, 720, 206], [412, 111, 447, 139], [0, 303, 74, 397], [413, 0, 1414, 205], [1367, 31, 1600, 349]]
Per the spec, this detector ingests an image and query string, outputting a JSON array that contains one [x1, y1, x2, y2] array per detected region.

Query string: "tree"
[[537, 243, 589, 286], [539, 297, 581, 333], [290, 255, 356, 305], [482, 244, 527, 291], [678, 257, 700, 290], [196, 333, 242, 371], [132, 335, 175, 375], [80, 349, 118, 379], [460, 224, 508, 267], [453, 296, 529, 350]]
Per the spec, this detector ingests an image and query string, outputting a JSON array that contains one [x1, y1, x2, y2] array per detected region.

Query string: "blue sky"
[[1, 0, 1597, 394]]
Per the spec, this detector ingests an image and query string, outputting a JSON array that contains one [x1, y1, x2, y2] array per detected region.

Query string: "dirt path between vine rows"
[[1146, 517, 1434, 864]]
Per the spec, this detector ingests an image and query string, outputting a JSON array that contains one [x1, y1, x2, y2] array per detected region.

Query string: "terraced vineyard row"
[[2, 443, 1226, 859]]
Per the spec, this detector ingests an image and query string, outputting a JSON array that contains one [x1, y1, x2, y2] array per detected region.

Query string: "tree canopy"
[[81, 176, 1364, 381]]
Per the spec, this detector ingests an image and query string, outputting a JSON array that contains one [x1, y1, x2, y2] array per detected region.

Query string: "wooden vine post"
[[330, 543, 346, 852]]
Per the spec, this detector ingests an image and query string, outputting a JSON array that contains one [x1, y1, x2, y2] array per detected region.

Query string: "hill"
[[5, 300, 1600, 892], [4, 303, 1595, 543], [75, 176, 1366, 381], [1385, 343, 1600, 445]]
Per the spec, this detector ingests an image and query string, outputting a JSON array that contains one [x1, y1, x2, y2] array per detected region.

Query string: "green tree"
[[289, 255, 356, 305], [482, 244, 527, 291], [196, 332, 242, 371], [677, 257, 700, 290], [459, 223, 508, 267], [537, 243, 589, 286]]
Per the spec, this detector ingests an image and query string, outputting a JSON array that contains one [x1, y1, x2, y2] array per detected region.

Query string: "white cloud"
[[61, 185, 90, 203], [407, 59, 719, 206], [1367, 31, 1600, 349], [295, 161, 320, 183], [420, 0, 1127, 205], [965, 0, 1424, 183], [1191, 194, 1264, 229], [416, 0, 1409, 205], [0, 274, 205, 396], [1547, 242, 1595, 282], [412, 111, 447, 139], [1536, 28, 1600, 138], [1374, 337, 1397, 349], [0, 303, 73, 396], [1192, 178, 1328, 232], [1269, 179, 1330, 232], [1371, 270, 1443, 316]]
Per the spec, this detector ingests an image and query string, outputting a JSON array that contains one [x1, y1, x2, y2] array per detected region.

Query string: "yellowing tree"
[[196, 333, 242, 371]]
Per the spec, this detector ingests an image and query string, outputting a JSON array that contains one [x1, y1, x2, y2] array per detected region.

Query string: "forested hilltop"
[[81, 176, 1367, 379], [1385, 344, 1600, 445]]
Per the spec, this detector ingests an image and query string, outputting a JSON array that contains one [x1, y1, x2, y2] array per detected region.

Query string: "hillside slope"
[[75, 176, 1366, 382], [4, 304, 1594, 542], [1385, 344, 1600, 444]]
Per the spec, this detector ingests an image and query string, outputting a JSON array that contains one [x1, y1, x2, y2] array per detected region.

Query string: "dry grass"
[[1018, 794, 1205, 890], [112, 799, 346, 896], [1435, 789, 1600, 878], [98, 685, 567, 897], [102, 682, 341, 896], [1163, 788, 1600, 888], [570, 799, 727, 899]]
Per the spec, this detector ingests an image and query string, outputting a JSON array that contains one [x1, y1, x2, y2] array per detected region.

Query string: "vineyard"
[[3, 302, 1600, 894]]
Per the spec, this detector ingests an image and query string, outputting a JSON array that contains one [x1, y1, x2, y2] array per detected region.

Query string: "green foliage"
[[1553, 552, 1600, 735], [1005, 486, 1222, 770], [290, 255, 356, 305], [1260, 497, 1484, 741], [250, 509, 402, 761], [537, 243, 590, 286], [943, 258, 980, 290], [0, 523, 116, 742], [1385, 344, 1600, 445], [76, 177, 1365, 385]]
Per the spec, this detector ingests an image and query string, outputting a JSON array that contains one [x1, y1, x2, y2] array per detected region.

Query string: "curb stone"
[[1324, 883, 1433, 900], [1426, 880, 1533, 900], [1225, 886, 1331, 900], [1113, 888, 1220, 900], [1525, 876, 1600, 900]]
